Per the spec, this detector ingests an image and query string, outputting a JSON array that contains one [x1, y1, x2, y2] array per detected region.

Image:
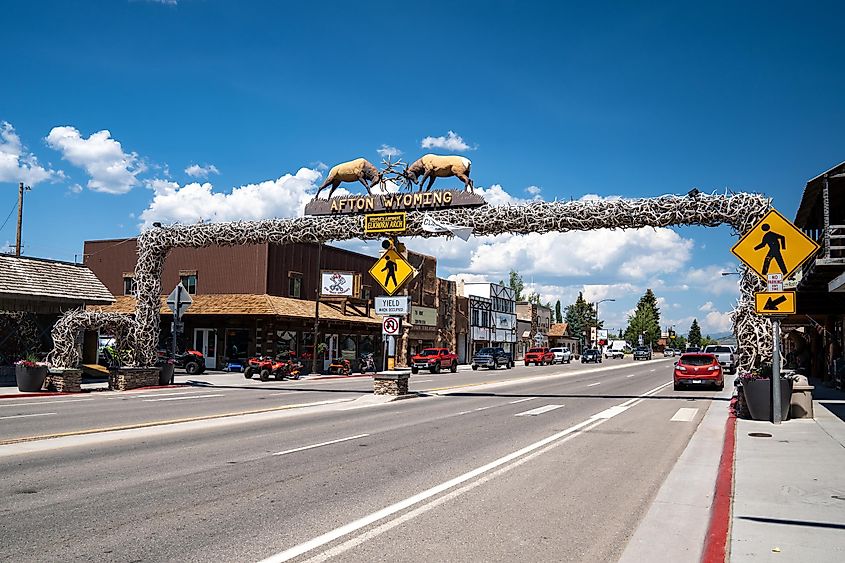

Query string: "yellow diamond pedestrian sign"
[[731, 208, 819, 281], [369, 248, 415, 295]]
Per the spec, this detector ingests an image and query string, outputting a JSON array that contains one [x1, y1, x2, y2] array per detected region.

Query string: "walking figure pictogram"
[[754, 223, 787, 275], [381, 256, 398, 288]]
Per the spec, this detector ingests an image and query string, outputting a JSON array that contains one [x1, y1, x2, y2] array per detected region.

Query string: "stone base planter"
[[15, 365, 48, 392], [109, 367, 159, 391], [374, 371, 410, 396], [45, 368, 82, 393], [743, 378, 793, 421]]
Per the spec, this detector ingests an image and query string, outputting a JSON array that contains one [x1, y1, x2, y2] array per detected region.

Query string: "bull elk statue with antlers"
[[315, 158, 383, 198], [406, 154, 474, 192]]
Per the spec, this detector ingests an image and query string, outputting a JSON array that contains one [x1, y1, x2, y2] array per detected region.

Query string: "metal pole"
[[311, 242, 323, 375], [171, 289, 180, 384], [15, 182, 24, 256], [772, 318, 782, 424]]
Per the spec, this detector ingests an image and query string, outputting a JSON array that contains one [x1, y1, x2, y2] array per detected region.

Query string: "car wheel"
[[491, 362, 497, 370], [673, 382, 681, 391], [244, 367, 254, 379], [432, 363, 441, 374], [185, 361, 201, 375], [507, 361, 512, 369], [716, 380, 724, 391], [411, 367, 419, 374], [524, 361, 529, 367], [259, 369, 270, 382], [450, 361, 458, 373], [472, 365, 478, 371]]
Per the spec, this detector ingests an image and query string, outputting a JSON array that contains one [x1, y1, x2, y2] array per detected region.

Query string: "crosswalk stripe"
[[515, 404, 564, 417], [670, 407, 699, 422]]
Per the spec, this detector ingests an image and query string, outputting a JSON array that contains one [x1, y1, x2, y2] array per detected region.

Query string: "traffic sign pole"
[[772, 318, 782, 424], [171, 289, 180, 384]]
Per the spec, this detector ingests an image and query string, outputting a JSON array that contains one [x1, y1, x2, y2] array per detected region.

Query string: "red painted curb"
[[701, 407, 737, 563], [0, 391, 65, 400]]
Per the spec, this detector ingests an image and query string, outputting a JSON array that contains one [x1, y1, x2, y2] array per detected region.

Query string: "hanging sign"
[[364, 212, 407, 234]]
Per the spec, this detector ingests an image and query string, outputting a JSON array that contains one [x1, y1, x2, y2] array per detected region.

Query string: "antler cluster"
[[379, 156, 413, 191]]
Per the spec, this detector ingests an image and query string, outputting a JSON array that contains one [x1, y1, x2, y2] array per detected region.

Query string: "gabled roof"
[[548, 322, 570, 337], [89, 294, 380, 325], [0, 254, 114, 305]]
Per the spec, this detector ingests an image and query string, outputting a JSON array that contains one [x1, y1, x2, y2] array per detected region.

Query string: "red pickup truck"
[[524, 347, 555, 366], [411, 348, 458, 374]]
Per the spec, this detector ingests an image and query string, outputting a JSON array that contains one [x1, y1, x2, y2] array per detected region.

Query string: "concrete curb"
[[702, 407, 737, 562]]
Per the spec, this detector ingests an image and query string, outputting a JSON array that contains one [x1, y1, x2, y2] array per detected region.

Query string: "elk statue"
[[406, 154, 474, 192], [315, 158, 383, 198]]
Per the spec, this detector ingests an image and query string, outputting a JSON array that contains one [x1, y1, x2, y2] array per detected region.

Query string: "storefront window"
[[340, 335, 357, 360], [224, 328, 249, 361]]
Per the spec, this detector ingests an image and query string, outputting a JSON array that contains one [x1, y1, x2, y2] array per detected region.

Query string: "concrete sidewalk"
[[730, 382, 845, 562]]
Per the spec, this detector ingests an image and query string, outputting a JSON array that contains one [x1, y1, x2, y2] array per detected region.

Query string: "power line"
[[0, 199, 17, 233]]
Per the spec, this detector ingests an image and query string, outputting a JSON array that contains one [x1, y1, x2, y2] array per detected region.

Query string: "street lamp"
[[720, 272, 740, 276], [594, 298, 615, 346]]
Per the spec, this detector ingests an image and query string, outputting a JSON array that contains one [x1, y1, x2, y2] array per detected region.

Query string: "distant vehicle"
[[703, 345, 737, 374], [604, 340, 626, 359], [674, 353, 723, 390], [663, 348, 675, 357], [633, 346, 652, 361], [472, 347, 513, 370], [411, 348, 458, 374], [549, 347, 572, 364], [156, 348, 206, 375], [581, 349, 602, 363], [524, 347, 555, 366], [685, 346, 701, 353]]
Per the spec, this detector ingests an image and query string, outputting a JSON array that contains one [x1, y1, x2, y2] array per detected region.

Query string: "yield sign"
[[369, 249, 415, 296], [166, 284, 193, 318], [754, 291, 796, 315], [731, 209, 820, 281]]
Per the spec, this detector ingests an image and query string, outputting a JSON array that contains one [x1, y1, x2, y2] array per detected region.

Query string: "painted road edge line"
[[701, 407, 737, 562], [258, 381, 671, 563], [0, 412, 57, 420], [273, 434, 370, 456], [0, 398, 94, 408]]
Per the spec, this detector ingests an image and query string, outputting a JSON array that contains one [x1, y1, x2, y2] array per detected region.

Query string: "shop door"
[[193, 328, 217, 369]]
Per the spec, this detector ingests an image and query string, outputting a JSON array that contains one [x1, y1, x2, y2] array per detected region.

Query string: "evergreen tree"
[[624, 289, 662, 348], [564, 292, 599, 345], [508, 270, 525, 301], [527, 292, 542, 305], [688, 319, 702, 347], [555, 300, 563, 324]]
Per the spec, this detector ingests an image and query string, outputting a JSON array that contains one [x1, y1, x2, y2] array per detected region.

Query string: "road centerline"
[[514, 404, 564, 417], [272, 434, 371, 457], [0, 412, 57, 420]]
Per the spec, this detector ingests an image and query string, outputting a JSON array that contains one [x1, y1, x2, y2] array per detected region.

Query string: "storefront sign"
[[412, 306, 437, 326], [375, 296, 410, 316], [304, 189, 486, 216], [320, 271, 359, 297], [364, 212, 407, 234]]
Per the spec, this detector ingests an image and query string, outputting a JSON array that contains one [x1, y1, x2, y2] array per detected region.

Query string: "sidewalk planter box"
[[15, 364, 48, 392], [45, 368, 82, 393], [743, 378, 793, 421], [109, 367, 159, 391], [374, 371, 410, 396], [159, 364, 175, 386]]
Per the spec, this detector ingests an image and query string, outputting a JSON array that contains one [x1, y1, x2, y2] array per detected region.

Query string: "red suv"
[[524, 347, 554, 366], [673, 353, 724, 391]]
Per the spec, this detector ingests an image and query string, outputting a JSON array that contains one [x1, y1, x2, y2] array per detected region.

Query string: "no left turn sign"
[[382, 316, 400, 336]]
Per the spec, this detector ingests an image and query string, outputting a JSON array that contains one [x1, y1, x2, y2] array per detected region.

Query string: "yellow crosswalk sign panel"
[[731, 209, 819, 281], [369, 249, 415, 295]]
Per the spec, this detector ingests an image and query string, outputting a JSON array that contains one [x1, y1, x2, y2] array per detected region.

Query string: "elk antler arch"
[[49, 193, 773, 372]]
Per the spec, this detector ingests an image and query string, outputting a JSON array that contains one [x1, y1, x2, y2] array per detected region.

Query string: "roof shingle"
[[0, 255, 114, 304]]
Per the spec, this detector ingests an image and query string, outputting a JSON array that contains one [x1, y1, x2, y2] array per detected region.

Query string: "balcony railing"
[[802, 225, 845, 264]]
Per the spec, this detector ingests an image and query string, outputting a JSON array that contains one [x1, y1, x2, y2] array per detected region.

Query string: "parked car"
[[703, 345, 737, 374], [411, 348, 458, 374], [549, 347, 572, 364], [471, 347, 513, 370], [663, 348, 675, 357], [524, 347, 555, 366], [604, 347, 624, 359], [581, 349, 602, 363], [685, 346, 701, 353], [674, 352, 724, 390], [633, 346, 652, 361]]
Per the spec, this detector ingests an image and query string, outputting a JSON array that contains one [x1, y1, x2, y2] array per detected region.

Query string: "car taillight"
[[708, 365, 721, 372]]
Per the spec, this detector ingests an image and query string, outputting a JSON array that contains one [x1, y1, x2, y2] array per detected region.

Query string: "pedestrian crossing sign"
[[730, 208, 820, 282], [369, 248, 415, 295]]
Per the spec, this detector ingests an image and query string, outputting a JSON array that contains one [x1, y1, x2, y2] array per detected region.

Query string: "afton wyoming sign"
[[305, 189, 485, 216]]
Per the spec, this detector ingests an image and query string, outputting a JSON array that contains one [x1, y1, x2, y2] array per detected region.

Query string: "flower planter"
[[159, 364, 175, 386], [743, 378, 793, 421], [15, 365, 48, 392]]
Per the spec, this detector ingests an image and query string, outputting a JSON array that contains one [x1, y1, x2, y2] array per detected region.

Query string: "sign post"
[[166, 284, 193, 384], [732, 208, 819, 424]]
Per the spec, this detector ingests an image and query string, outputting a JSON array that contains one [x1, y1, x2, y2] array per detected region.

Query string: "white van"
[[604, 340, 626, 359]]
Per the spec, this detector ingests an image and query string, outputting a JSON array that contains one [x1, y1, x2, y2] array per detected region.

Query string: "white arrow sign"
[[166, 284, 193, 318], [421, 214, 472, 242]]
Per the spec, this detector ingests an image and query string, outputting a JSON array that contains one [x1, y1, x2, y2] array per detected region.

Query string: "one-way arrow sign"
[[754, 291, 796, 316]]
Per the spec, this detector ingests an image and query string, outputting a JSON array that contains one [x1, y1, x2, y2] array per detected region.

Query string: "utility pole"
[[15, 182, 30, 257], [311, 242, 323, 375]]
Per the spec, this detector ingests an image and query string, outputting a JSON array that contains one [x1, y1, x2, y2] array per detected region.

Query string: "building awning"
[[89, 294, 380, 325]]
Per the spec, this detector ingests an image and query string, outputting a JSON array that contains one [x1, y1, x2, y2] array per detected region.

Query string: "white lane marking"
[[141, 394, 225, 402], [414, 379, 434, 383], [0, 398, 94, 408], [272, 434, 370, 457], [269, 391, 306, 396], [134, 391, 195, 398], [514, 404, 564, 417], [0, 412, 57, 420], [508, 397, 536, 404], [670, 407, 699, 422], [592, 406, 630, 419], [650, 369, 656, 372], [587, 382, 601, 387], [474, 405, 495, 412], [626, 374, 635, 378], [263, 381, 672, 563]]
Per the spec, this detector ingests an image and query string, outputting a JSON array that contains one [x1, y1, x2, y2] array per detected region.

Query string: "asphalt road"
[[0, 357, 726, 562]]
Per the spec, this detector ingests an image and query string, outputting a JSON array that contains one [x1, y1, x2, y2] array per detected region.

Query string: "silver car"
[[549, 347, 572, 364]]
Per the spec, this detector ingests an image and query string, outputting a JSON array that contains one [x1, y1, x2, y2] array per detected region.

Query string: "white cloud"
[[376, 145, 402, 158], [0, 121, 62, 186], [139, 167, 322, 227], [45, 126, 145, 194], [683, 264, 740, 296], [420, 131, 474, 152], [185, 163, 220, 178], [68, 183, 83, 194], [702, 309, 733, 333], [525, 185, 542, 198], [699, 301, 715, 312]]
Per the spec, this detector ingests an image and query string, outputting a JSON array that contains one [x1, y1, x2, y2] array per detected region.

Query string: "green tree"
[[508, 270, 525, 301], [527, 291, 542, 305], [555, 300, 563, 324], [674, 335, 687, 350], [564, 292, 599, 345], [624, 290, 662, 348], [688, 319, 702, 347]]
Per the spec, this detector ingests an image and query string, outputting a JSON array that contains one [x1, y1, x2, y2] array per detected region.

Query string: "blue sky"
[[1, 0, 843, 336]]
